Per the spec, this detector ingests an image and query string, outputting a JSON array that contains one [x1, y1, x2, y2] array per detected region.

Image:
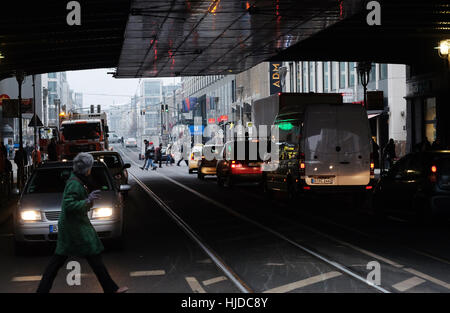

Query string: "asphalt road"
[[1, 144, 450, 293]]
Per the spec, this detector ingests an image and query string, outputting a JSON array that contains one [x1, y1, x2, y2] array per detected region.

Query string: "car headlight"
[[21, 210, 42, 222], [92, 207, 113, 219]]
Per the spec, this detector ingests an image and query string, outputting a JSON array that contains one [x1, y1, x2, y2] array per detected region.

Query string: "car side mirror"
[[123, 163, 131, 169], [119, 184, 131, 192]]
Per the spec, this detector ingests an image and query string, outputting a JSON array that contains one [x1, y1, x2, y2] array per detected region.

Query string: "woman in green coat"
[[37, 152, 128, 293]]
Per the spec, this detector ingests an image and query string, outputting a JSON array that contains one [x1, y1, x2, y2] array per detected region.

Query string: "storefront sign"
[[269, 62, 282, 95], [2, 98, 33, 117]]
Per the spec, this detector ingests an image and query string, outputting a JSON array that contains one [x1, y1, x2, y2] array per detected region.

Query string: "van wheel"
[[188, 169, 193, 174]]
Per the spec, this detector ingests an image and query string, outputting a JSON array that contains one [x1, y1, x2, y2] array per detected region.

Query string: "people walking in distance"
[[141, 141, 157, 171], [140, 140, 149, 168], [383, 138, 396, 170], [32, 146, 42, 166], [155, 143, 163, 168], [177, 143, 189, 166], [36, 153, 128, 293], [14, 147, 28, 190], [165, 144, 174, 166]]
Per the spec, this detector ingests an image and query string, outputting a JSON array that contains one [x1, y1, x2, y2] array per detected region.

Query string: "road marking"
[[156, 173, 389, 293], [263, 271, 342, 293], [185, 277, 206, 293], [203, 276, 228, 286], [11, 276, 42, 282], [266, 263, 285, 266], [127, 169, 253, 293], [392, 276, 426, 292], [275, 215, 405, 269], [130, 270, 166, 277], [404, 268, 450, 290]]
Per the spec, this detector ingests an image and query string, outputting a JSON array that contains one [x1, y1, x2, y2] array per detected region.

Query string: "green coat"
[[55, 173, 104, 256]]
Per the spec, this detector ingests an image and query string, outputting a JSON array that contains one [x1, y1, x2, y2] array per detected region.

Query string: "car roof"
[[36, 160, 107, 170]]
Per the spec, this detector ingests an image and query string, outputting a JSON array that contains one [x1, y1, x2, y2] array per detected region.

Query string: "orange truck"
[[58, 112, 109, 160]]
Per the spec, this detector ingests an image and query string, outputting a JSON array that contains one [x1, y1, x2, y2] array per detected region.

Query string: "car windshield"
[[26, 167, 112, 194], [92, 154, 122, 168], [62, 122, 101, 140]]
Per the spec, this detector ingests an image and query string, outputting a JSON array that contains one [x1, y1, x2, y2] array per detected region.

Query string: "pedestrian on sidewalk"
[[36, 153, 128, 293], [32, 146, 42, 167]]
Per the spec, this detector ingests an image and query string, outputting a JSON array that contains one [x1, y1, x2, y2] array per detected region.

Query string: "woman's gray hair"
[[73, 152, 94, 175]]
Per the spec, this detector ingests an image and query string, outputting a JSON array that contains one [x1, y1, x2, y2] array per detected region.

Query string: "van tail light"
[[191, 153, 194, 160], [366, 185, 373, 190], [370, 153, 375, 178]]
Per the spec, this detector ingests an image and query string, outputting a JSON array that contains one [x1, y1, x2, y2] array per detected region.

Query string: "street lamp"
[[357, 62, 372, 108], [437, 39, 450, 69]]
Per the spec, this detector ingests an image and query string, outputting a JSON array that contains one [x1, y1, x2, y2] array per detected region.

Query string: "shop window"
[[339, 62, 346, 89], [379, 64, 388, 80], [424, 97, 436, 142], [323, 62, 329, 92]]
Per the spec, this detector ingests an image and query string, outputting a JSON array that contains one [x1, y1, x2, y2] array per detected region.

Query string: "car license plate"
[[311, 177, 334, 184], [49, 225, 58, 233], [248, 162, 259, 167]]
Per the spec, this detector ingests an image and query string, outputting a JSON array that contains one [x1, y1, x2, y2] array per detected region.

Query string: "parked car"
[[263, 102, 374, 203], [373, 151, 450, 222], [188, 145, 203, 174], [89, 151, 131, 188], [109, 133, 121, 144], [197, 144, 223, 179], [216, 140, 263, 187], [13, 161, 130, 254]]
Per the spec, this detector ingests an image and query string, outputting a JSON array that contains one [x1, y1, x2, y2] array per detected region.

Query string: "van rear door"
[[335, 104, 371, 185], [304, 104, 339, 186]]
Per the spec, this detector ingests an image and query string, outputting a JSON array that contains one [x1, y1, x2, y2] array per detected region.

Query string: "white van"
[[303, 103, 373, 187], [263, 101, 374, 198]]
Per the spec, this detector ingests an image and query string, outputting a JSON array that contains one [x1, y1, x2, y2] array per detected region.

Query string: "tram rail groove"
[[120, 145, 390, 293]]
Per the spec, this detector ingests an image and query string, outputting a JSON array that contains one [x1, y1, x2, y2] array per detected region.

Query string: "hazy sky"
[[66, 68, 180, 109]]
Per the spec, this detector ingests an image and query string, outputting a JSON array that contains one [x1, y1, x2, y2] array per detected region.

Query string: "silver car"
[[13, 161, 130, 252]]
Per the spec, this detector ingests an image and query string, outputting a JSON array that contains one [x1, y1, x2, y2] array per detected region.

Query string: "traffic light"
[[165, 105, 168, 112]]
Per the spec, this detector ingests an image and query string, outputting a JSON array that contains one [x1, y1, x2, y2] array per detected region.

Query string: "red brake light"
[[431, 165, 437, 173], [303, 186, 311, 190], [366, 186, 373, 190]]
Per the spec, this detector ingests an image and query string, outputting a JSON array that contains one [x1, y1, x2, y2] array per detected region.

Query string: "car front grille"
[[69, 144, 97, 153], [45, 211, 61, 221]]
